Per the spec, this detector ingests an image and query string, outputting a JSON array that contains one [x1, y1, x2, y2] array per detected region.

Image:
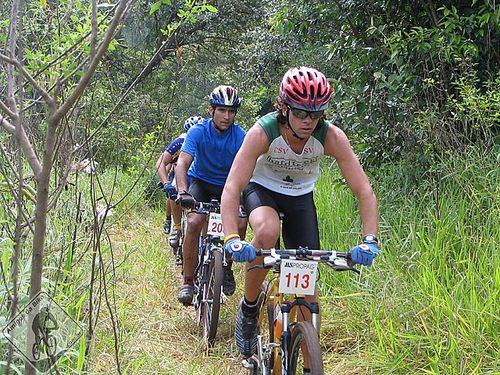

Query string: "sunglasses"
[[287, 106, 324, 119]]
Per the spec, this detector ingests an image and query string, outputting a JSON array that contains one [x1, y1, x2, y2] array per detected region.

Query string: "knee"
[[186, 215, 203, 235], [252, 227, 279, 249]]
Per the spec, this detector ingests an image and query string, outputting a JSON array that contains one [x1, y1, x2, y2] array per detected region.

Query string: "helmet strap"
[[285, 108, 306, 141]]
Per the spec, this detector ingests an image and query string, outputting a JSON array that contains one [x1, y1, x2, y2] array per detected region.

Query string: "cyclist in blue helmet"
[[174, 85, 247, 305], [157, 115, 204, 247]]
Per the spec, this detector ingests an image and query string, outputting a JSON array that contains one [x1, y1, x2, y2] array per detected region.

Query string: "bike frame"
[[246, 248, 357, 375], [191, 200, 226, 347], [256, 274, 320, 374]]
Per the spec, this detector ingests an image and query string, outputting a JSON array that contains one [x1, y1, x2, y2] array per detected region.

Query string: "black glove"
[[176, 190, 196, 209]]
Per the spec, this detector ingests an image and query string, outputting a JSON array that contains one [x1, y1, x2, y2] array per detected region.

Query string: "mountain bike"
[[242, 247, 359, 375], [192, 199, 227, 348], [32, 307, 58, 360]]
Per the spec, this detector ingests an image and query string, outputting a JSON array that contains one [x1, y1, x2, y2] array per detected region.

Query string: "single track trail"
[[87, 211, 362, 374]]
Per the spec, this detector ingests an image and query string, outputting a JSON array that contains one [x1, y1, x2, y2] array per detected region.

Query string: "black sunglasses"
[[287, 106, 324, 119]]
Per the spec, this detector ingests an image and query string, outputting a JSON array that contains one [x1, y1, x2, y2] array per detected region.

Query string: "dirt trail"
[[88, 213, 360, 374], [89, 214, 248, 374]]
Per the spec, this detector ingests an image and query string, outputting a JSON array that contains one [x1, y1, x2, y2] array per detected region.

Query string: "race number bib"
[[207, 213, 224, 237], [279, 259, 318, 295]]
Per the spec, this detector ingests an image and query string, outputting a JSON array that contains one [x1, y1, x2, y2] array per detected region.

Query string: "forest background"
[[0, 0, 498, 374]]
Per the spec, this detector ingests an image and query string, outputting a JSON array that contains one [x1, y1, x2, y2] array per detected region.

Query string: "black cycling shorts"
[[188, 178, 223, 203], [242, 182, 320, 249]]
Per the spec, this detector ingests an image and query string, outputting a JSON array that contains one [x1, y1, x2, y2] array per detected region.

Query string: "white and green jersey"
[[250, 112, 328, 196]]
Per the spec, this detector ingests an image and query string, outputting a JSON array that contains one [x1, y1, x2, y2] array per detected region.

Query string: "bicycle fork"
[[279, 300, 320, 374]]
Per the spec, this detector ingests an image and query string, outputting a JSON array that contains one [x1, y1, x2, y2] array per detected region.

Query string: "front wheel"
[[258, 281, 280, 375], [288, 321, 324, 375], [200, 248, 223, 347]]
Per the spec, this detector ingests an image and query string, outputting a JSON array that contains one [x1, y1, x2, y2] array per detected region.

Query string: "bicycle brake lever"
[[246, 264, 272, 271], [349, 266, 361, 274], [327, 260, 360, 274]]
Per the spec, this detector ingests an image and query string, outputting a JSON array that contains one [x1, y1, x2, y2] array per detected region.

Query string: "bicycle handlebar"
[[249, 247, 360, 274], [189, 199, 247, 218], [192, 199, 220, 214]]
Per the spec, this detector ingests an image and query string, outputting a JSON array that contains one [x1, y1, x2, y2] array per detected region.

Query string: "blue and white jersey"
[[165, 133, 186, 163]]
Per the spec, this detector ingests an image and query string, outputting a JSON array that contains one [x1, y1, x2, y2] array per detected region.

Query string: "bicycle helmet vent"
[[280, 67, 333, 111], [209, 85, 242, 108], [183, 115, 204, 132]]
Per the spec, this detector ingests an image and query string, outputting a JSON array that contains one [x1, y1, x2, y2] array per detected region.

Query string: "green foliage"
[[21, 0, 117, 81], [266, 1, 499, 169], [316, 148, 499, 373]]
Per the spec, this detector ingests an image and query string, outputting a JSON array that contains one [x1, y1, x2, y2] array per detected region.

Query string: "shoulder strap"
[[257, 112, 280, 143], [312, 119, 328, 145]]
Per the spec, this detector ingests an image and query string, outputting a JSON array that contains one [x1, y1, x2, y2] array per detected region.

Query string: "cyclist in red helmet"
[[221, 67, 379, 361]]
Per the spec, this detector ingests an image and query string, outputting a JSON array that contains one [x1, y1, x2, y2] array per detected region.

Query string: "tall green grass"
[[316, 149, 499, 373], [0, 166, 162, 374]]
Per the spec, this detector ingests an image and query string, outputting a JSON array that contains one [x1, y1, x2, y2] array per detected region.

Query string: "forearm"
[[221, 184, 243, 237], [156, 153, 172, 183], [158, 165, 169, 184], [175, 165, 188, 193], [358, 189, 379, 236]]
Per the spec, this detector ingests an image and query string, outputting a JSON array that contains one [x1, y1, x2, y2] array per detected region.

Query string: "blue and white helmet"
[[183, 115, 204, 132], [209, 85, 242, 108]]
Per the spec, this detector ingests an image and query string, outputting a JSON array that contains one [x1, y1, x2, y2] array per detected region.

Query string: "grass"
[[315, 148, 499, 374], [2, 148, 498, 374]]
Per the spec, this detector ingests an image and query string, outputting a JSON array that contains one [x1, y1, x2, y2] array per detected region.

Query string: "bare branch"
[[53, 0, 131, 123], [0, 54, 56, 106], [91, 0, 98, 59], [0, 114, 16, 134], [0, 100, 17, 120], [0, 105, 42, 176]]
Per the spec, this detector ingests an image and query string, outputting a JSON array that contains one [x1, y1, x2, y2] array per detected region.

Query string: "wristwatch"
[[362, 234, 378, 244]]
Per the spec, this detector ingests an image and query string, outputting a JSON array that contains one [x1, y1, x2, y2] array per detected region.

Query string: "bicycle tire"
[[200, 247, 223, 347], [288, 321, 324, 375], [257, 281, 280, 375]]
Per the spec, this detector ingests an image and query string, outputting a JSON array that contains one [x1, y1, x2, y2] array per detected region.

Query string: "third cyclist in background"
[[157, 115, 204, 248]]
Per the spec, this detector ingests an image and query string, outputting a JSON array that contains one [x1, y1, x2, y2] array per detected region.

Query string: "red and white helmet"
[[279, 67, 333, 111]]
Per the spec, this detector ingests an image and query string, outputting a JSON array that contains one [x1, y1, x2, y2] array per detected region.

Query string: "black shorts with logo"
[[242, 182, 320, 249]]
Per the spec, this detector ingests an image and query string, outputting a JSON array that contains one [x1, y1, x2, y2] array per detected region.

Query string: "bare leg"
[[171, 200, 182, 227], [244, 206, 280, 302], [181, 212, 205, 279]]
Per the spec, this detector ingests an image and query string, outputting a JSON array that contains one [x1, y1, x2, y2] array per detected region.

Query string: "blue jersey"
[[165, 133, 186, 162], [181, 118, 246, 186]]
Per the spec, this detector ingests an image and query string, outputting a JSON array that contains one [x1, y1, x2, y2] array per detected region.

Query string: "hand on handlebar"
[[225, 238, 256, 263], [175, 190, 196, 208], [351, 242, 379, 266], [162, 182, 177, 199]]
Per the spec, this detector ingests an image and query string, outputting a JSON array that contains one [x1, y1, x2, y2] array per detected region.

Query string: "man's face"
[[210, 106, 237, 131], [281, 104, 322, 139]]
